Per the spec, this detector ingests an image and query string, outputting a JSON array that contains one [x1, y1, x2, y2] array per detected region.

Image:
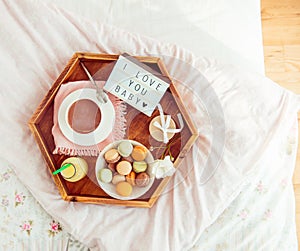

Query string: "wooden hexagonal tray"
[[28, 52, 198, 208]]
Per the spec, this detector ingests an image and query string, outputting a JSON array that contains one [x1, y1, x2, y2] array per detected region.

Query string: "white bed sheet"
[[194, 118, 299, 250], [0, 0, 298, 251], [43, 0, 265, 75]]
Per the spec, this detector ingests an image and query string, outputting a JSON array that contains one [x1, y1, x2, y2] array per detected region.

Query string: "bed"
[[0, 0, 298, 250]]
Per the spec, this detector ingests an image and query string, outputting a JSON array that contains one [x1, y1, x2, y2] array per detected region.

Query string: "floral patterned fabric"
[[0, 0, 298, 249], [0, 157, 89, 251], [191, 120, 299, 250], [1, 120, 298, 250]]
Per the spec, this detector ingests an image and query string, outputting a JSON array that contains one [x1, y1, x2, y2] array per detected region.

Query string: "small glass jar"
[[149, 115, 176, 142], [60, 157, 88, 182]]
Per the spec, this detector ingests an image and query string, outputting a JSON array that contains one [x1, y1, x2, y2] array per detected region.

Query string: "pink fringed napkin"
[[52, 81, 127, 156]]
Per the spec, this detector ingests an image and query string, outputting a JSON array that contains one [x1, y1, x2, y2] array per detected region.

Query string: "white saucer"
[[95, 140, 155, 200], [58, 88, 115, 146]]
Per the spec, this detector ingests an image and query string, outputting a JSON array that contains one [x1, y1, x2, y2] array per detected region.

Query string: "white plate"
[[58, 88, 115, 146], [95, 140, 155, 200]]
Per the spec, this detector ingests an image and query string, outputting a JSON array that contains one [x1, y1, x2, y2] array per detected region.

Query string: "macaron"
[[116, 181, 133, 197], [135, 172, 150, 187], [112, 174, 126, 185], [131, 145, 148, 161], [126, 171, 136, 186], [98, 168, 113, 183], [116, 160, 132, 175], [104, 149, 121, 164], [118, 141, 133, 157], [133, 161, 147, 173]]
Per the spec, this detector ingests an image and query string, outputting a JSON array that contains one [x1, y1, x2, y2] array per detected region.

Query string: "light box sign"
[[103, 54, 170, 117]]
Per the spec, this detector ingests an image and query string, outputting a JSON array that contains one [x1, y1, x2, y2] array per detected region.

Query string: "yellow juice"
[[60, 157, 88, 182]]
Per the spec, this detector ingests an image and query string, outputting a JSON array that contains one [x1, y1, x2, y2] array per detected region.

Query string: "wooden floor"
[[261, 0, 300, 246]]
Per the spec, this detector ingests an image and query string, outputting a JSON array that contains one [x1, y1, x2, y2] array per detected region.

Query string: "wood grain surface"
[[261, 0, 300, 246], [29, 53, 198, 208]]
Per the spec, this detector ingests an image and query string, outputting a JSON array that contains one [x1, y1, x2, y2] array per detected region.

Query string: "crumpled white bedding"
[[42, 0, 265, 75], [194, 118, 299, 250], [0, 0, 298, 250]]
